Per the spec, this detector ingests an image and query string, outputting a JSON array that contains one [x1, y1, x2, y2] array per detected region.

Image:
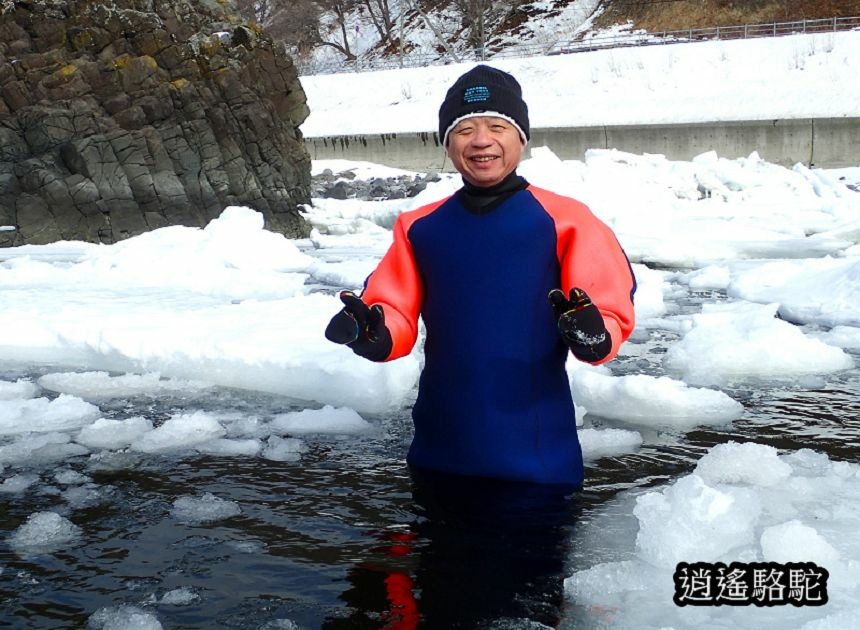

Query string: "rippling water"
[[2, 289, 858, 629]]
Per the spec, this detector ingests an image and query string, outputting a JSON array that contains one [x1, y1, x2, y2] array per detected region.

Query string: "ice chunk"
[[630, 263, 667, 320], [159, 587, 199, 605], [88, 605, 162, 630], [799, 609, 860, 630], [695, 441, 792, 487], [63, 484, 113, 509], [195, 438, 262, 457], [781, 448, 833, 477], [579, 428, 642, 460], [54, 470, 91, 485], [76, 417, 154, 450], [131, 412, 225, 454], [38, 371, 212, 400], [571, 370, 743, 428], [0, 379, 39, 400], [8, 511, 82, 554], [0, 394, 101, 436], [686, 264, 731, 291], [728, 257, 860, 327], [80, 206, 314, 300], [171, 493, 241, 524], [270, 405, 372, 436], [634, 475, 760, 568], [262, 436, 307, 462], [761, 520, 840, 565], [0, 432, 89, 467], [815, 325, 860, 349], [564, 560, 651, 601], [665, 302, 854, 385], [0, 473, 39, 493], [201, 206, 316, 272], [564, 441, 860, 628]]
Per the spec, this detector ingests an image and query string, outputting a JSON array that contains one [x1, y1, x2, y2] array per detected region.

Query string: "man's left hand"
[[548, 288, 612, 362]]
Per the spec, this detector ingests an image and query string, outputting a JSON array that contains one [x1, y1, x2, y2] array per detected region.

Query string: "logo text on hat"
[[463, 86, 490, 104]]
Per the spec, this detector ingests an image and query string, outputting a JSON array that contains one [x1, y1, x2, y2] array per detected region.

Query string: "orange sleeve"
[[530, 186, 636, 365], [360, 198, 447, 361]]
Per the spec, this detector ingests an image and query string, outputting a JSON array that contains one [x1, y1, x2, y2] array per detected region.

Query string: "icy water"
[[1, 291, 859, 629]]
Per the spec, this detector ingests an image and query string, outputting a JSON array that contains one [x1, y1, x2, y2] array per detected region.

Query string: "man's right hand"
[[325, 291, 393, 362]]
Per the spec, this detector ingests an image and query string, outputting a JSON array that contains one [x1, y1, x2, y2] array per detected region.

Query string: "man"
[[325, 65, 636, 487]]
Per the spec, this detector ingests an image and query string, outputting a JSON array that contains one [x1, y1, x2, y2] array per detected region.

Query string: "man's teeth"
[[472, 156, 496, 162]]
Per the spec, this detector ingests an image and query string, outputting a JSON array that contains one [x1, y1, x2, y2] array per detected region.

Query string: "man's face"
[[446, 116, 525, 188]]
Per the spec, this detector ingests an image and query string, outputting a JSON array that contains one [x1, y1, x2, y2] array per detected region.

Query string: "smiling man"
[[325, 65, 637, 487]]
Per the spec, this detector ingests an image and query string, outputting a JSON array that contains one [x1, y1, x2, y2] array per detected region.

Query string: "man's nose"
[[470, 126, 492, 146]]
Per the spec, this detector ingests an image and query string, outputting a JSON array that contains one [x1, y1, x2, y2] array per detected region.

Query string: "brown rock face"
[[0, 0, 312, 246]]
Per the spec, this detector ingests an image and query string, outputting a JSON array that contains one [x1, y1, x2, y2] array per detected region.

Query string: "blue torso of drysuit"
[[404, 186, 583, 486]]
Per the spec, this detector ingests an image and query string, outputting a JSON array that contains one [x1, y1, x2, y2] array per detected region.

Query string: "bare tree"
[[410, 0, 462, 61], [245, 0, 362, 61], [235, 0, 278, 24], [361, 0, 397, 44], [266, 1, 325, 55], [450, 0, 529, 57], [306, 0, 352, 60]]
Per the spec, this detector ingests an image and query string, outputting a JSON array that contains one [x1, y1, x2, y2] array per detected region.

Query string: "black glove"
[[548, 288, 612, 362], [325, 291, 393, 362]]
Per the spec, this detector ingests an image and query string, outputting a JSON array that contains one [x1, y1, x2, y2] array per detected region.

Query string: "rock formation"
[[0, 0, 311, 246]]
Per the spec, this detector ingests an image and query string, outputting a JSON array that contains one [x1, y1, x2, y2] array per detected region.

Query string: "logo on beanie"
[[463, 85, 490, 104]]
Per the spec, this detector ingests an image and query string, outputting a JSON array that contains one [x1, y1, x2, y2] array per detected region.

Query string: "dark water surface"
[[2, 301, 859, 629]]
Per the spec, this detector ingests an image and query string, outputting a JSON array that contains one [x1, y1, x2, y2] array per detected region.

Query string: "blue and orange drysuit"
[[361, 178, 636, 486]]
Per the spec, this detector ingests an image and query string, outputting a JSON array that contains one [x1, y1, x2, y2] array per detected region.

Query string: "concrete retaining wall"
[[305, 118, 860, 171]]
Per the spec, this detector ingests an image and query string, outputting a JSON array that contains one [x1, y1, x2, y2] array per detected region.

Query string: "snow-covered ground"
[[300, 30, 860, 136], [3, 31, 860, 629]]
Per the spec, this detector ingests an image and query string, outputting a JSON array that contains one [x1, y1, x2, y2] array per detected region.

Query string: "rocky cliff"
[[0, 0, 311, 246]]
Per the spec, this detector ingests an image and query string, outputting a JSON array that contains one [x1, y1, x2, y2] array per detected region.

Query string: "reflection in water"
[[326, 469, 581, 629]]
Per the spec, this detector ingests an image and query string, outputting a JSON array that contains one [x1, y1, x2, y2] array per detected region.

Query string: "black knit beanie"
[[438, 65, 530, 146]]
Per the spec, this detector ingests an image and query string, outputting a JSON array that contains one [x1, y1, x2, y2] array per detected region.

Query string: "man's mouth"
[[470, 156, 498, 163]]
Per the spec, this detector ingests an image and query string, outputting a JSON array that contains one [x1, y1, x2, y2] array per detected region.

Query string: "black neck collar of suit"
[[458, 171, 529, 215]]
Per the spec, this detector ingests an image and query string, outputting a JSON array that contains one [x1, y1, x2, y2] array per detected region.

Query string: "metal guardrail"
[[298, 15, 860, 76]]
